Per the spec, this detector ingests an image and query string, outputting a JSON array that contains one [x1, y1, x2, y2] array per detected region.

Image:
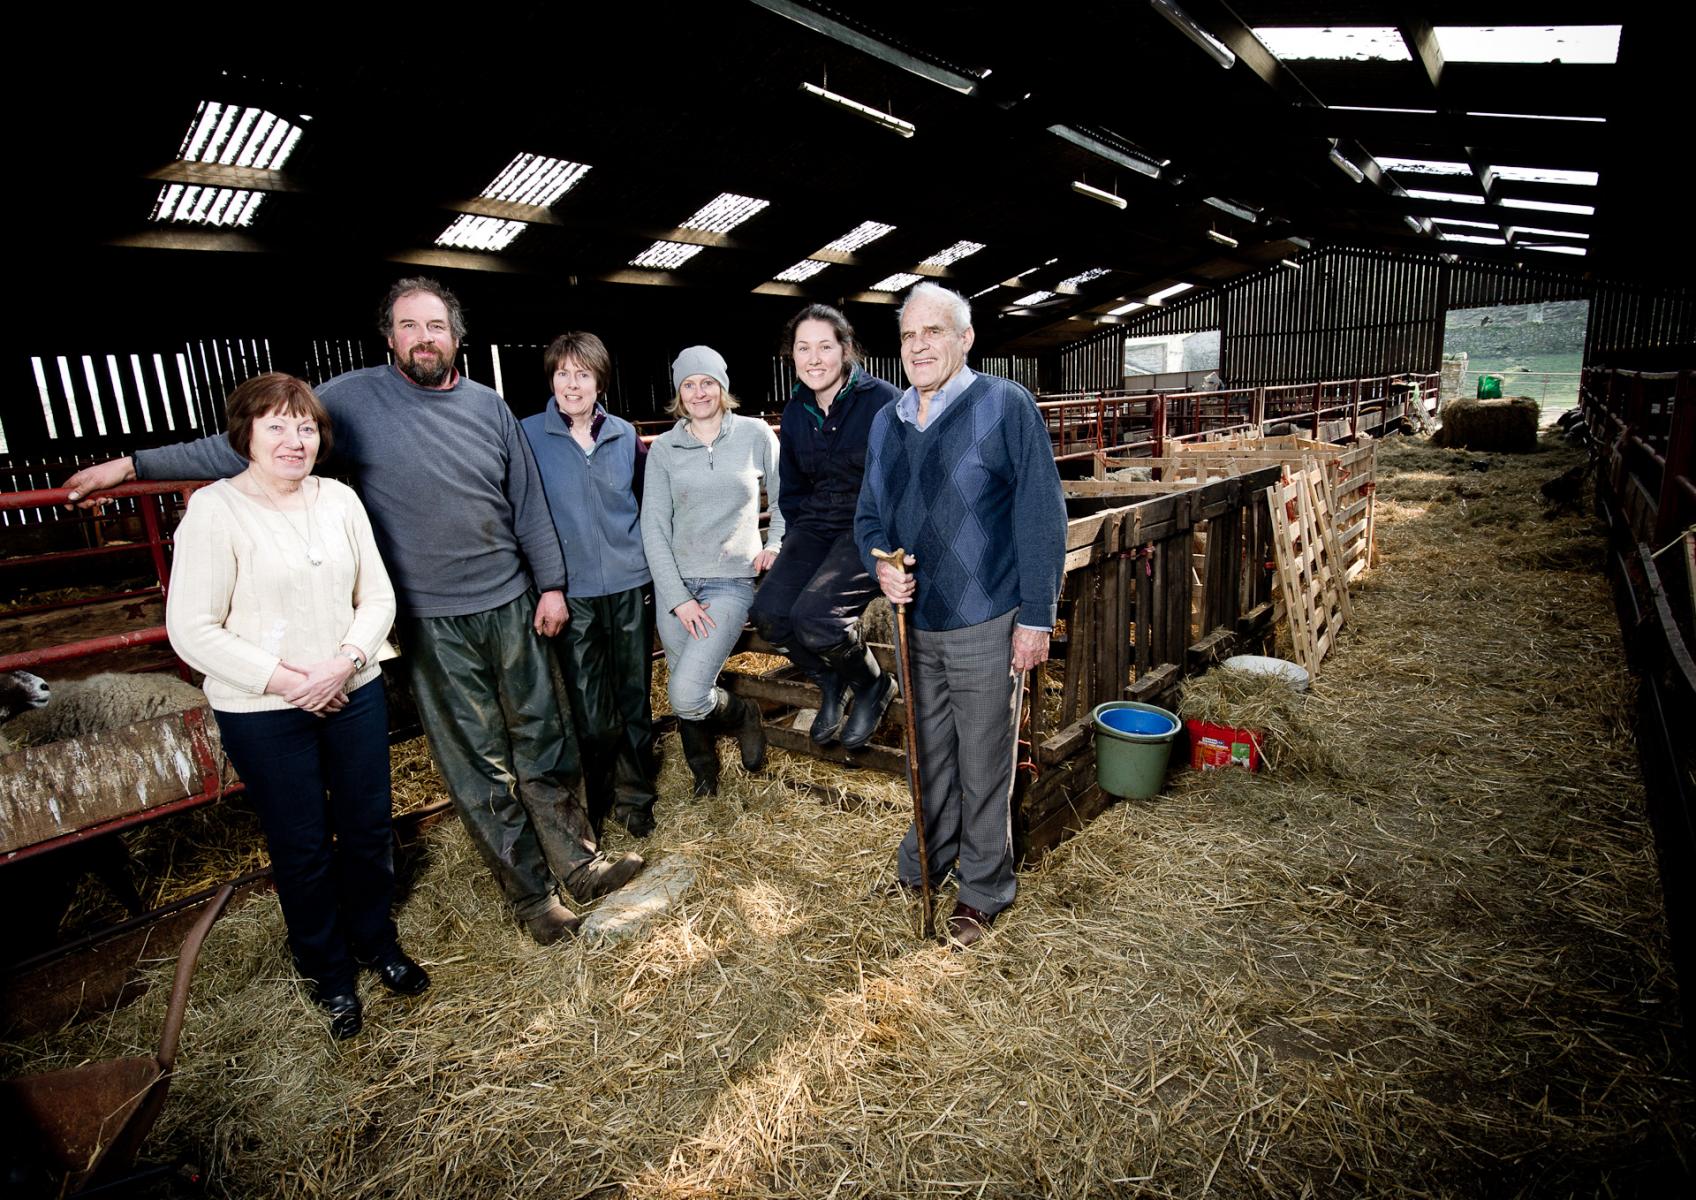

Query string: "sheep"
[[1, 669, 51, 755], [3, 670, 206, 749]]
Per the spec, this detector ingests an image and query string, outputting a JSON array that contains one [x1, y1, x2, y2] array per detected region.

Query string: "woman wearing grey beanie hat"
[[640, 346, 784, 796]]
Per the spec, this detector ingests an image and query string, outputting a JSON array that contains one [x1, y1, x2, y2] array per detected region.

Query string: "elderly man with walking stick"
[[854, 282, 1067, 948]]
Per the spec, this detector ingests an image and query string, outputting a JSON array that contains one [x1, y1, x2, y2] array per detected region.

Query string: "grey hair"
[[898, 281, 971, 334], [379, 276, 468, 341]]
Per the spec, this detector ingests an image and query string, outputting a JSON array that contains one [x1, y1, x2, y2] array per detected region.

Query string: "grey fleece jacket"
[[134, 365, 566, 619], [640, 411, 785, 618]]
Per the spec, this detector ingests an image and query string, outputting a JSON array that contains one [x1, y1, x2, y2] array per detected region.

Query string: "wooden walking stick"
[[872, 546, 934, 939]]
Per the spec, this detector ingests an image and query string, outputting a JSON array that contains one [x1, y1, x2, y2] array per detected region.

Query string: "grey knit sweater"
[[640, 411, 785, 617], [135, 366, 565, 618]]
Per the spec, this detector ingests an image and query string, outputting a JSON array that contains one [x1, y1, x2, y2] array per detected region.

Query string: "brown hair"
[[225, 373, 332, 462], [782, 302, 863, 368], [377, 276, 467, 340], [544, 331, 612, 393]]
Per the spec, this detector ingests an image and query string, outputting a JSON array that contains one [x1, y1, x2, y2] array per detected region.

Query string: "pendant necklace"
[[251, 474, 324, 566]]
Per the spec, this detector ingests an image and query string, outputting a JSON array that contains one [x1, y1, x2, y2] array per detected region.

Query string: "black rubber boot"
[[708, 689, 767, 772], [678, 719, 720, 797], [809, 671, 847, 746], [826, 640, 895, 750]]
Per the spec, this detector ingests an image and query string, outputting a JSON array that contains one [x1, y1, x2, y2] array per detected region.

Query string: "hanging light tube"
[[1206, 229, 1238, 247], [801, 82, 915, 138], [1072, 179, 1128, 209], [1329, 145, 1366, 183], [1149, 0, 1236, 69]]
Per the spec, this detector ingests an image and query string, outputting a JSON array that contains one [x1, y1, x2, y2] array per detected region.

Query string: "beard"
[[399, 343, 453, 387]]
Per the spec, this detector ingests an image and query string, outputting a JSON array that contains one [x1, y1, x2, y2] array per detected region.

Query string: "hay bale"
[[1432, 396, 1540, 452], [862, 597, 894, 646]]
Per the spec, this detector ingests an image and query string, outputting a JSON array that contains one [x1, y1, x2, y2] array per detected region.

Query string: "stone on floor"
[[579, 853, 696, 942]]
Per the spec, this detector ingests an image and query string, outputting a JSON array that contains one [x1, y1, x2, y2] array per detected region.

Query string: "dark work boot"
[[810, 671, 847, 746], [678, 719, 720, 797], [717, 692, 767, 772], [827, 640, 895, 751]]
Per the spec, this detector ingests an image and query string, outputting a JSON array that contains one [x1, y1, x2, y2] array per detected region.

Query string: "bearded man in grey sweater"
[[64, 278, 642, 947]]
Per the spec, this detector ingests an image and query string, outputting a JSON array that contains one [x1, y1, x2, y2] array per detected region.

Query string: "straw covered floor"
[[5, 434, 1692, 1197]]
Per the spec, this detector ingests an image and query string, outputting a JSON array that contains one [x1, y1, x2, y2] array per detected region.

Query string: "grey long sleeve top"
[[135, 366, 566, 619], [640, 411, 784, 617]]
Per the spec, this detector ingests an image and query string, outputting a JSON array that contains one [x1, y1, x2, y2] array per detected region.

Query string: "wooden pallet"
[[1266, 461, 1353, 676]]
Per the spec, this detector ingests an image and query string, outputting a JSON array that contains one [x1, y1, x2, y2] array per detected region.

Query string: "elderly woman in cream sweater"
[[167, 372, 424, 1041]]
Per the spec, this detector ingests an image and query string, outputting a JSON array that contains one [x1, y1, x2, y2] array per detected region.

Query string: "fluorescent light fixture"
[[1404, 215, 1431, 233], [1444, 234, 1508, 245], [176, 101, 303, 168], [822, 220, 896, 253], [870, 272, 923, 293], [1280, 259, 1302, 269], [1206, 230, 1238, 247], [1048, 125, 1163, 179], [922, 240, 987, 267], [1072, 180, 1127, 209], [1203, 196, 1259, 222], [1500, 197, 1595, 215], [1108, 301, 1147, 316], [1510, 225, 1589, 240], [1287, 236, 1312, 249], [801, 82, 915, 137], [753, 0, 981, 94], [1436, 26, 1621, 65], [1406, 188, 1486, 205], [1254, 26, 1411, 62], [1376, 157, 1472, 176], [149, 185, 264, 227], [1151, 0, 1236, 68], [630, 241, 706, 269], [1490, 165, 1599, 187], [680, 192, 771, 234], [1330, 105, 1438, 115], [1149, 282, 1194, 303], [1328, 146, 1366, 183], [1434, 217, 1500, 230], [774, 259, 830, 283], [480, 154, 590, 206], [1057, 267, 1110, 289], [1014, 290, 1056, 305], [1467, 110, 1606, 124], [1523, 244, 1587, 256], [970, 284, 1003, 299], [436, 214, 528, 251]]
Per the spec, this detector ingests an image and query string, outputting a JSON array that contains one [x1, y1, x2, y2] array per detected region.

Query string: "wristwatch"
[[339, 648, 367, 670]]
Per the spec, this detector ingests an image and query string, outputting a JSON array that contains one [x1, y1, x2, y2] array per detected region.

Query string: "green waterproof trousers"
[[401, 591, 595, 920], [555, 585, 659, 835]]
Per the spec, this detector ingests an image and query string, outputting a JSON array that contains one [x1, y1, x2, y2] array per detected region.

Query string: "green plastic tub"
[[1091, 701, 1181, 799]]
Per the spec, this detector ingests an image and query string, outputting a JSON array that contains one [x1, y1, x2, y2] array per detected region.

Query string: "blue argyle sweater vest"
[[855, 373, 1066, 633]]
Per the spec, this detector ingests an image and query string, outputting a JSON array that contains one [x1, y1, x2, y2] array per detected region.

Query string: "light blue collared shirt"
[[896, 365, 977, 431]]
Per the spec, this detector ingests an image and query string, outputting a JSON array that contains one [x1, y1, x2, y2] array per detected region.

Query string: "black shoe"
[[563, 850, 646, 904], [678, 719, 720, 797], [314, 989, 363, 1040], [368, 952, 430, 997], [809, 671, 847, 746], [839, 672, 896, 750]]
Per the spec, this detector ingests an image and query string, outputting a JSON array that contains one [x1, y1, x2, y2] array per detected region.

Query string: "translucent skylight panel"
[[1435, 26, 1620, 65], [150, 184, 265, 227], [1443, 233, 1508, 245], [870, 273, 923, 293], [436, 214, 528, 251], [175, 102, 303, 169], [1253, 27, 1410, 62], [1467, 111, 1606, 123], [1108, 301, 1146, 316], [822, 221, 896, 253], [1014, 290, 1056, 305], [1433, 217, 1501, 230], [1489, 165, 1598, 186], [679, 193, 770, 234], [1500, 197, 1595, 215], [921, 240, 987, 267], [1510, 225, 1589, 240], [1524, 244, 1587, 256], [482, 154, 591, 207], [1406, 188, 1486, 205], [1148, 282, 1194, 303], [1377, 157, 1472, 176], [630, 241, 706, 269], [774, 259, 830, 283], [1057, 267, 1110, 289]]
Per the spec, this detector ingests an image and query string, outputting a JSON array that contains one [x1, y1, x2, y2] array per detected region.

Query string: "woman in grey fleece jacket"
[[641, 346, 785, 797]]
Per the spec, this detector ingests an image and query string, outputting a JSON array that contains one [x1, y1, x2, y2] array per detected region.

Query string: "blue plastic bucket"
[[1091, 701, 1181, 799]]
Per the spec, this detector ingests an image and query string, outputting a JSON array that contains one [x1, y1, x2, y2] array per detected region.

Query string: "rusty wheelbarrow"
[[1, 883, 234, 1195]]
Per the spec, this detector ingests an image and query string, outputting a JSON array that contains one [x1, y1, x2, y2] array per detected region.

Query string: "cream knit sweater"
[[166, 477, 396, 713]]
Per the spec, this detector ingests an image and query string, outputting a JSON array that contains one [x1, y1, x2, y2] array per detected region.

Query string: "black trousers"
[[215, 679, 397, 993], [750, 526, 881, 674], [555, 584, 659, 832]]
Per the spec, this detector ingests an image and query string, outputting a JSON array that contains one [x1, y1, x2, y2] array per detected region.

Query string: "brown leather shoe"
[[524, 902, 581, 946], [944, 901, 995, 949]]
